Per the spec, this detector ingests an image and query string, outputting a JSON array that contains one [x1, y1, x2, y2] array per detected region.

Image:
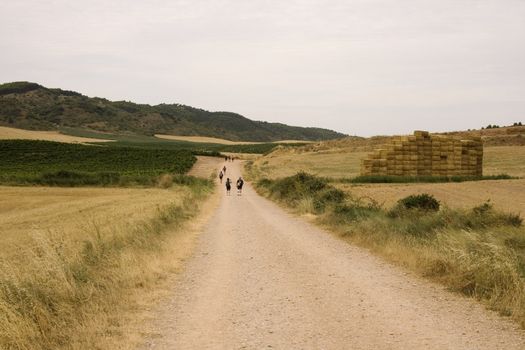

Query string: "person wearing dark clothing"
[[219, 171, 224, 183], [236, 177, 244, 195], [223, 165, 227, 174], [225, 178, 231, 195]]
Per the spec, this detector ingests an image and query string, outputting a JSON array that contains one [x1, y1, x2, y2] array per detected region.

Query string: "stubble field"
[[0, 186, 189, 250]]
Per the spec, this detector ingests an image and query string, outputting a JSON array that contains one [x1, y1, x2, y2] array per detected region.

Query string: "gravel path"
[[141, 162, 525, 349]]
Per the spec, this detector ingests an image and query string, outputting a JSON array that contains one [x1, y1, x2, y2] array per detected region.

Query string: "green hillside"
[[0, 81, 345, 142]]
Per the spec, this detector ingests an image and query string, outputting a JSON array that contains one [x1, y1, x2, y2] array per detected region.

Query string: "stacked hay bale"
[[360, 131, 483, 177]]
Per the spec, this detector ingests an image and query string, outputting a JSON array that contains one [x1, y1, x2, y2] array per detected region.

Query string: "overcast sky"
[[1, 0, 524, 136]]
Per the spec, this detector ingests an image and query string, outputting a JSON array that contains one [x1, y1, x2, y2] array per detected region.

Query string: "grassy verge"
[[0, 170, 207, 187], [255, 172, 525, 326], [0, 180, 213, 349]]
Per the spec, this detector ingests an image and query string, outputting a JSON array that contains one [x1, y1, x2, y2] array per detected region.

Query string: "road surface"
[[141, 161, 525, 349]]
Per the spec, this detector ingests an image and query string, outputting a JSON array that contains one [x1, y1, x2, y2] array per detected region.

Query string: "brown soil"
[[140, 162, 525, 349]]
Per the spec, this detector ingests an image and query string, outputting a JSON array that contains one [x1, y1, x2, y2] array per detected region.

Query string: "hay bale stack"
[[360, 131, 483, 177]]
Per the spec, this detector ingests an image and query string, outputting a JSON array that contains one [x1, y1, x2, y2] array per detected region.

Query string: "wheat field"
[[0, 184, 213, 349], [0, 186, 186, 249]]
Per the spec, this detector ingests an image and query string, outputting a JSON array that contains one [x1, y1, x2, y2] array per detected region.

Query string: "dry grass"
[[253, 149, 367, 179], [339, 179, 525, 215], [0, 186, 180, 249], [330, 217, 525, 326], [0, 184, 213, 349], [484, 146, 525, 177], [0, 126, 112, 143]]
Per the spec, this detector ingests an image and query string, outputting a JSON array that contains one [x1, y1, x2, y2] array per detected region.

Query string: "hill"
[[0, 82, 345, 142]]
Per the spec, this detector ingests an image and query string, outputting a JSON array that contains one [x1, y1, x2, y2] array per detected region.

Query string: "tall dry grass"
[[0, 182, 212, 349]]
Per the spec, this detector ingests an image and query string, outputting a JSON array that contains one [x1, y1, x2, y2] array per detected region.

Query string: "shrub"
[[397, 194, 440, 211], [472, 201, 493, 215], [257, 172, 345, 214], [330, 202, 380, 224]]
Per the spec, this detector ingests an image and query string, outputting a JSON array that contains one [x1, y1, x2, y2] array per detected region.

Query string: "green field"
[[0, 140, 198, 186]]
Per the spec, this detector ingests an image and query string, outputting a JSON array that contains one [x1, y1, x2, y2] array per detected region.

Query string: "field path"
[[141, 161, 525, 349]]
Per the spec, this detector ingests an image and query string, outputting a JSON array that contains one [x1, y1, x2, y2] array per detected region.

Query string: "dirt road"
[[141, 162, 525, 349]]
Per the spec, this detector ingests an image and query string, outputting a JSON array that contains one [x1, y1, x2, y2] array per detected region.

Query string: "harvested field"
[[0, 125, 112, 143], [254, 150, 368, 179], [339, 179, 525, 214], [484, 146, 525, 177], [0, 186, 189, 253]]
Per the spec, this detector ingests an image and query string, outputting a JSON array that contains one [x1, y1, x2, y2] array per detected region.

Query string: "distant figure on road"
[[236, 177, 244, 195], [225, 178, 232, 195], [223, 165, 227, 174], [219, 171, 224, 183]]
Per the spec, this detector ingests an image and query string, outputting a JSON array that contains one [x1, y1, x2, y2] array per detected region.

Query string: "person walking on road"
[[225, 178, 232, 195], [236, 177, 244, 196], [223, 165, 227, 174], [219, 171, 224, 184]]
